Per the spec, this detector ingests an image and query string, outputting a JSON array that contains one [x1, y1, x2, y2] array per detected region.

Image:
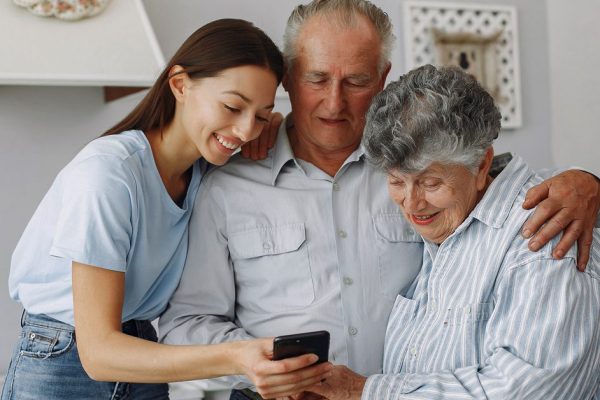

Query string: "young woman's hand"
[[233, 338, 333, 399]]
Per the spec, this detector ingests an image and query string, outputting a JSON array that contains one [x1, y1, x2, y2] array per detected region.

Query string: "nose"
[[233, 114, 258, 142], [403, 186, 426, 214], [323, 81, 345, 113]]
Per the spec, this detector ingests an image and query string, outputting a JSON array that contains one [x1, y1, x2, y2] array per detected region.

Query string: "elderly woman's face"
[[387, 159, 490, 244]]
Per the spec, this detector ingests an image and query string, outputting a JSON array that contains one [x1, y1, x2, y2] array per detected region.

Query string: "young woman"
[[3, 19, 332, 400]]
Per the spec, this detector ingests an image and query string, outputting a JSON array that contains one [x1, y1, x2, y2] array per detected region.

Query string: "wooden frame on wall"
[[403, 1, 522, 128]]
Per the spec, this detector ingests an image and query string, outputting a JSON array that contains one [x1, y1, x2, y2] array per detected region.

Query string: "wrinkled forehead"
[[294, 14, 382, 74]]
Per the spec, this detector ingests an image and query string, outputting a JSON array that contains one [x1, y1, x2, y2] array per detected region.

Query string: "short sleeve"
[[50, 156, 134, 271]]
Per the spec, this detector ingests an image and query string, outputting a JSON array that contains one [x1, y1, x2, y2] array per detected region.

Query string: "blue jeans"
[[229, 389, 263, 400], [1, 312, 169, 400]]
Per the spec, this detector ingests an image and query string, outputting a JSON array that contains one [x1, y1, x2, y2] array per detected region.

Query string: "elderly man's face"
[[284, 14, 388, 153], [387, 160, 490, 244]]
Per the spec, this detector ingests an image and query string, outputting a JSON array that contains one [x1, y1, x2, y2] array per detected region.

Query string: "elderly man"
[[159, 0, 600, 398], [306, 64, 600, 400]]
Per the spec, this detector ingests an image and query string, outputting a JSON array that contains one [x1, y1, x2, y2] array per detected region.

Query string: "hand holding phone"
[[272, 330, 330, 364]]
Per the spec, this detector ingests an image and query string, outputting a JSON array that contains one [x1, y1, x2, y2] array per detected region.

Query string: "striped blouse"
[[363, 155, 600, 399]]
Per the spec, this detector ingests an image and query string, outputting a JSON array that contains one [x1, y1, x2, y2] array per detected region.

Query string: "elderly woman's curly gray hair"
[[363, 64, 501, 174]]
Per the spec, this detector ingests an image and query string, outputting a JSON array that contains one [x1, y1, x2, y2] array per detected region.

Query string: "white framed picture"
[[403, 1, 522, 128]]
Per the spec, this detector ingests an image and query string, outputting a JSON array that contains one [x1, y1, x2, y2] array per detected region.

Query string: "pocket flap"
[[373, 214, 421, 242], [229, 223, 306, 260]]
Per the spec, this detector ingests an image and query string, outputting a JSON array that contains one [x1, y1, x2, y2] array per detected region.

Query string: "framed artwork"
[[403, 1, 522, 128]]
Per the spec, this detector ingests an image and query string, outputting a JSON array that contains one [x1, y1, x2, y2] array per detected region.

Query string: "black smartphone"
[[272, 330, 330, 364]]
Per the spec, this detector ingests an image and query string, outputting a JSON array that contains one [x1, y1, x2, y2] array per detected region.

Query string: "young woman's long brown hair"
[[103, 19, 284, 136]]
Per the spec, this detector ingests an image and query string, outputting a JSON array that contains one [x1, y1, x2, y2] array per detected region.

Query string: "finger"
[[528, 208, 575, 252], [259, 372, 332, 399], [250, 135, 260, 160], [257, 126, 270, 159], [521, 199, 562, 240], [241, 142, 251, 159], [576, 225, 593, 271], [268, 113, 283, 149], [523, 182, 550, 210], [255, 365, 332, 399], [254, 354, 318, 375], [548, 219, 583, 260]]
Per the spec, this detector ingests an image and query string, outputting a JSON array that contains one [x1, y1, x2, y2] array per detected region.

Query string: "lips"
[[213, 133, 241, 153], [318, 117, 346, 125], [410, 212, 440, 226]]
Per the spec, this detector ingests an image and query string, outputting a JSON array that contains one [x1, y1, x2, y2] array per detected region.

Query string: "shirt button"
[[410, 347, 418, 357], [262, 242, 272, 251], [343, 277, 354, 286], [333, 183, 341, 191], [338, 230, 348, 238], [348, 327, 358, 336]]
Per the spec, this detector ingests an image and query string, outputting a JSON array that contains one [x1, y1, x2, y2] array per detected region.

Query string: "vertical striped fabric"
[[363, 155, 600, 399]]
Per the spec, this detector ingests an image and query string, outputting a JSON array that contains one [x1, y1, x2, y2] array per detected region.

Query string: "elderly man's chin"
[[315, 120, 362, 148]]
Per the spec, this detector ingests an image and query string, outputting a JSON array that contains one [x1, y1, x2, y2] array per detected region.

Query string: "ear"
[[168, 65, 187, 103], [377, 62, 392, 91], [282, 70, 290, 92], [476, 147, 495, 190]]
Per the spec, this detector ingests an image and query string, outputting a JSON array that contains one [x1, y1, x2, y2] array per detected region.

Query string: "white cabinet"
[[0, 0, 164, 87]]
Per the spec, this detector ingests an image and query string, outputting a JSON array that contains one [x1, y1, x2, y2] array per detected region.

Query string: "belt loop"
[[20, 309, 27, 327]]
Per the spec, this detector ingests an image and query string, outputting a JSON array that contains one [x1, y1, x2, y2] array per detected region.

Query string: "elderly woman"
[[308, 65, 600, 399]]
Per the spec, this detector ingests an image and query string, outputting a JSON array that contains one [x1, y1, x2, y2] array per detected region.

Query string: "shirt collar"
[[270, 115, 366, 185], [469, 153, 533, 228], [270, 115, 297, 186]]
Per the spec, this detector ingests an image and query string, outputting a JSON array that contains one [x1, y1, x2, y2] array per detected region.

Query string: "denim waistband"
[[21, 312, 149, 337]]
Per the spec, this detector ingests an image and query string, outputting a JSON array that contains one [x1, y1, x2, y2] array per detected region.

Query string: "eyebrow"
[[304, 71, 372, 83], [222, 90, 274, 110]]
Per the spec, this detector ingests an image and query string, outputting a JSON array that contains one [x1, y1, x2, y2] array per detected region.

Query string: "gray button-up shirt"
[[159, 118, 423, 381]]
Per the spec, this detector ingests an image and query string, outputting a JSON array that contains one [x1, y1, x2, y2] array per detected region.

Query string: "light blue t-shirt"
[[9, 130, 203, 325]]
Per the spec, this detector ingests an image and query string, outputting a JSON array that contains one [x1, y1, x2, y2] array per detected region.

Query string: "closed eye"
[[224, 104, 240, 113], [422, 181, 441, 189]]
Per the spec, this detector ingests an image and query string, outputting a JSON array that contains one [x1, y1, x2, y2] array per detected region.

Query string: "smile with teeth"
[[214, 133, 240, 150], [410, 212, 440, 225]]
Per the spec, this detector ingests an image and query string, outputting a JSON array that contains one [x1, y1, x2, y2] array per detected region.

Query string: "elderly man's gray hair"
[[363, 64, 502, 174], [283, 0, 394, 75]]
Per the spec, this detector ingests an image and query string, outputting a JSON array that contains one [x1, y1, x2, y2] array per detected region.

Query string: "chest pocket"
[[373, 214, 423, 300], [229, 223, 315, 312]]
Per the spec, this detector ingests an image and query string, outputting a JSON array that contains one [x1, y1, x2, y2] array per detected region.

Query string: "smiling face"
[[387, 155, 492, 244], [284, 14, 389, 156], [175, 64, 278, 165]]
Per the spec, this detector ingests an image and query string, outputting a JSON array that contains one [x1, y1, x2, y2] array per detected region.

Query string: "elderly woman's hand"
[[304, 365, 366, 400], [522, 169, 600, 270]]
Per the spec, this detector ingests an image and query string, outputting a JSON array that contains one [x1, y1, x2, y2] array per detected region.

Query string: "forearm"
[[78, 330, 246, 383], [159, 313, 253, 345]]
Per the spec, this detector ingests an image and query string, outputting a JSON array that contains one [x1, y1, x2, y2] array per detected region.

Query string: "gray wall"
[[0, 0, 579, 377], [547, 0, 600, 172]]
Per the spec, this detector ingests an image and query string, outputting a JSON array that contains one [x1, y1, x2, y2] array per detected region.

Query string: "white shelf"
[[0, 0, 165, 87]]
